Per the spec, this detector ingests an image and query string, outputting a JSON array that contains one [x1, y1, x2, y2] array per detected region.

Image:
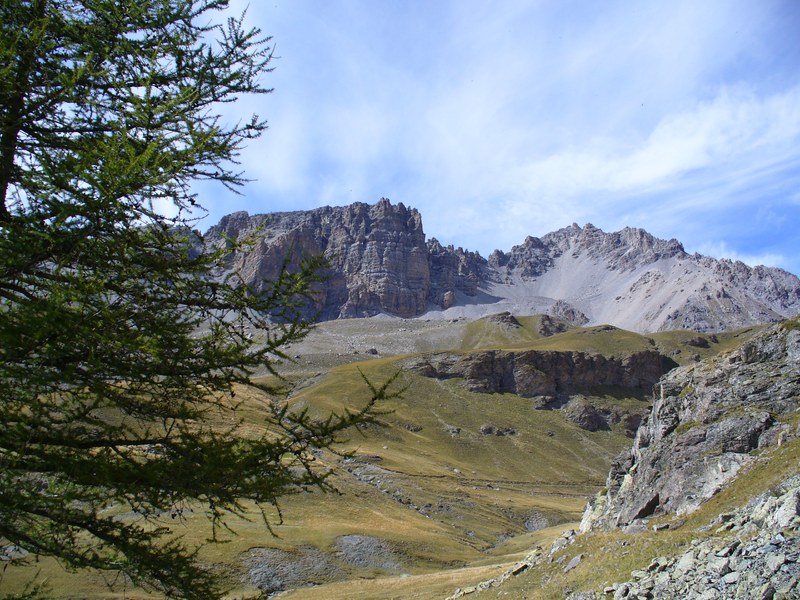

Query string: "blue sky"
[[195, 0, 800, 275]]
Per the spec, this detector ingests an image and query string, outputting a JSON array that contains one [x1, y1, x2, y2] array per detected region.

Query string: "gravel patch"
[[241, 546, 344, 593], [334, 534, 404, 572]]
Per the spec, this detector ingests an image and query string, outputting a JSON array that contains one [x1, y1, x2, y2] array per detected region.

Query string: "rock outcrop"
[[427, 238, 486, 308], [597, 479, 800, 599], [406, 348, 671, 432], [202, 199, 800, 331], [447, 321, 800, 599], [406, 349, 668, 401], [450, 474, 799, 599], [581, 322, 800, 530], [205, 199, 430, 319]]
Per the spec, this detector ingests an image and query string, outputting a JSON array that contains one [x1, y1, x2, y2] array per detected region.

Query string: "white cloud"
[[516, 85, 800, 198], [247, 106, 312, 193], [463, 84, 800, 252], [188, 0, 800, 276]]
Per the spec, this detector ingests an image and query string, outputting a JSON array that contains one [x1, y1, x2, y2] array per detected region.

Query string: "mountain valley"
[[3, 201, 798, 599]]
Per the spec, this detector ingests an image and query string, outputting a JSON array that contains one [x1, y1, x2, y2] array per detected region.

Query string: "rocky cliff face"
[[580, 321, 800, 531], [405, 347, 669, 434], [205, 199, 430, 319], [426, 238, 486, 309], [562, 320, 800, 599], [406, 349, 667, 400], [202, 199, 800, 331]]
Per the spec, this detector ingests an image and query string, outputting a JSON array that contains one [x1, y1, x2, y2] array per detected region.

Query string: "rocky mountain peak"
[[539, 222, 687, 271], [202, 200, 800, 331], [203, 199, 432, 319], [488, 234, 555, 278]]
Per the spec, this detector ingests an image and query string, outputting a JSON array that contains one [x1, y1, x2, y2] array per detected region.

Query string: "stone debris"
[[334, 534, 403, 572], [593, 477, 800, 599], [242, 546, 344, 594], [564, 553, 584, 573], [242, 534, 405, 593]]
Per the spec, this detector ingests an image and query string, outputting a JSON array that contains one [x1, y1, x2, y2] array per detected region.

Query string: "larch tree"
[[0, 1, 389, 598]]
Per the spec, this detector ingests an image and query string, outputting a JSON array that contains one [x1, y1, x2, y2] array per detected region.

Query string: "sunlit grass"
[[1, 315, 768, 599]]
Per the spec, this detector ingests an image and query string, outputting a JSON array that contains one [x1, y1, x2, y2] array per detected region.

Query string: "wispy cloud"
[[199, 0, 800, 274], [510, 85, 800, 207]]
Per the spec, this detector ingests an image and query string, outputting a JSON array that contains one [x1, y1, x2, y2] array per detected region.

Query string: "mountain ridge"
[[203, 198, 800, 332]]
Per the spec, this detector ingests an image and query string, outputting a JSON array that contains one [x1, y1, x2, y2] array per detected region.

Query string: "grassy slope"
[[460, 313, 762, 363], [465, 425, 800, 599], [1, 315, 762, 599]]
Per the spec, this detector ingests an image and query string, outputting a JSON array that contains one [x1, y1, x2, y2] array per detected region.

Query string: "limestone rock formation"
[[489, 234, 555, 278], [205, 199, 430, 319], [406, 348, 669, 432], [563, 398, 612, 432], [593, 482, 800, 599], [427, 238, 486, 307], [580, 321, 800, 530], [202, 199, 800, 331]]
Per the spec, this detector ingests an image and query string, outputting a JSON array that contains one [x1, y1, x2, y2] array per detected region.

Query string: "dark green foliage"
[[0, 1, 390, 597]]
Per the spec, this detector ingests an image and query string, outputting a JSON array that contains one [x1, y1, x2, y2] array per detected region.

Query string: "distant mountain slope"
[[204, 198, 800, 332], [487, 223, 800, 332]]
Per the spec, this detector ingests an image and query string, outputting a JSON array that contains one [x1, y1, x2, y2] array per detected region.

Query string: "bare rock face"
[[427, 238, 486, 308], [489, 235, 556, 278], [581, 320, 800, 530], [205, 199, 431, 319], [563, 398, 611, 432], [550, 300, 589, 326], [560, 224, 686, 271], [486, 311, 522, 329], [489, 224, 685, 279], [329, 199, 430, 318], [586, 476, 800, 600], [242, 546, 345, 594], [406, 349, 669, 399], [536, 314, 572, 337], [406, 348, 669, 433], [202, 200, 800, 331], [658, 258, 800, 332]]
